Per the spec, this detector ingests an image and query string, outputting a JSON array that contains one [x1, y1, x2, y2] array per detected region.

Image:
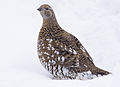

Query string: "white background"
[[0, 0, 120, 87]]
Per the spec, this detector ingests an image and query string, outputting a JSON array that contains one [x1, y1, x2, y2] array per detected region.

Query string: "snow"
[[0, 0, 120, 87]]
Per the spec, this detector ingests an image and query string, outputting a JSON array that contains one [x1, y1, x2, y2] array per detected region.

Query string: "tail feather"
[[91, 67, 110, 76]]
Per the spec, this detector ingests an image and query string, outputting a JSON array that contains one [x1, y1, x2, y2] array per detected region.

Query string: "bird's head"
[[37, 4, 54, 19]]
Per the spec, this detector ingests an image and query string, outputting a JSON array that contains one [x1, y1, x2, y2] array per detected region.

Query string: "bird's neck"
[[42, 15, 59, 28]]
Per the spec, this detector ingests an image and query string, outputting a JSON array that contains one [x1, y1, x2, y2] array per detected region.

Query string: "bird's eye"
[[45, 8, 49, 10]]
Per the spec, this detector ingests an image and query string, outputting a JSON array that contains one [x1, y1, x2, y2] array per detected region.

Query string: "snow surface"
[[0, 0, 120, 87]]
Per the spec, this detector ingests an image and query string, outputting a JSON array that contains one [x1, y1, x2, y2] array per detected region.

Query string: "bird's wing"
[[52, 30, 94, 71]]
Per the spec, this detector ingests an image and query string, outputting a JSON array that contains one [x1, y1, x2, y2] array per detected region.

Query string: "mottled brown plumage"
[[37, 4, 110, 80]]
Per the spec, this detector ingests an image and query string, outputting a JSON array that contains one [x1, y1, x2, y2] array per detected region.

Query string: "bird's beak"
[[37, 8, 42, 11]]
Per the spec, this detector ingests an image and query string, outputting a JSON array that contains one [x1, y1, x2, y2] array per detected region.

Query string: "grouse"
[[37, 4, 110, 80]]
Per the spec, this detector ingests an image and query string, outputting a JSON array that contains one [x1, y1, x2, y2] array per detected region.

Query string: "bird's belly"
[[37, 38, 77, 79]]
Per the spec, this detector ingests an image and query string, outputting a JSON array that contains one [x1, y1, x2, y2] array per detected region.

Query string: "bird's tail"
[[76, 67, 110, 80], [91, 66, 110, 76]]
